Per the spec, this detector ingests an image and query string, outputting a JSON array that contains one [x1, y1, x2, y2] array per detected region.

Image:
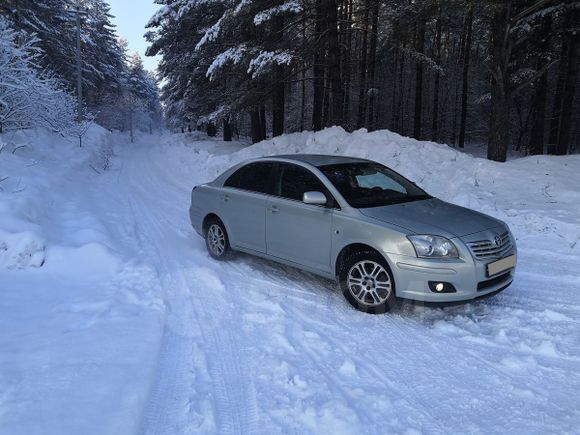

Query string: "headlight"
[[407, 235, 459, 258]]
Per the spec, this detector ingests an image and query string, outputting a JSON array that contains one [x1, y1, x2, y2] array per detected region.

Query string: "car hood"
[[359, 198, 503, 238]]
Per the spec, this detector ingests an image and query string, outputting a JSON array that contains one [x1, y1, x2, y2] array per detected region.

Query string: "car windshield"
[[318, 162, 431, 208]]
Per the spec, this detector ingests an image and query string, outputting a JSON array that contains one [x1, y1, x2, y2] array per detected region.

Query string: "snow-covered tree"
[[146, 0, 302, 141], [79, 0, 127, 107], [66, 110, 96, 147], [2, 0, 133, 116], [117, 54, 163, 140], [1, 0, 77, 84], [0, 17, 76, 133]]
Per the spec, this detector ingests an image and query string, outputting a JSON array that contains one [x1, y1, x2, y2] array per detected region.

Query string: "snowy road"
[[1, 129, 579, 434], [105, 134, 580, 434]]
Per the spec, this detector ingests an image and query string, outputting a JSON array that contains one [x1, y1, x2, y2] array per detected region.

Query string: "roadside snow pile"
[[0, 126, 115, 271], [0, 128, 164, 435], [196, 126, 580, 250], [0, 229, 45, 269]]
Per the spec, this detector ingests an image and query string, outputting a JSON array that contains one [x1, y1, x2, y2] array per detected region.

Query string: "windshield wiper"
[[358, 194, 432, 208], [403, 194, 432, 202]]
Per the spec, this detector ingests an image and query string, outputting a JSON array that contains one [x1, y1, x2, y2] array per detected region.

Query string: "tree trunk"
[[342, 0, 353, 128], [325, 0, 343, 127], [451, 79, 459, 146], [398, 50, 405, 134], [413, 18, 426, 140], [206, 122, 216, 137], [431, 9, 442, 142], [391, 50, 399, 131], [366, 0, 380, 131], [322, 68, 330, 126], [487, 1, 512, 162], [272, 15, 285, 137], [458, 4, 474, 148], [250, 107, 263, 143], [555, 27, 579, 155], [129, 110, 134, 143], [300, 15, 306, 132], [272, 66, 285, 137], [547, 37, 568, 153], [529, 75, 548, 154], [528, 15, 551, 155], [312, 1, 325, 131], [259, 104, 266, 139], [367, 0, 379, 131], [223, 118, 232, 141], [300, 70, 306, 132], [356, 1, 370, 129]]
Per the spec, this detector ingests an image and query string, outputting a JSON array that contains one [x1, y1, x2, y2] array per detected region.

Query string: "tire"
[[204, 218, 233, 261], [339, 250, 397, 314]]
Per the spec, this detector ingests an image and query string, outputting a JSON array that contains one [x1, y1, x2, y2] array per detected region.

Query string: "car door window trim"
[[271, 162, 340, 210]]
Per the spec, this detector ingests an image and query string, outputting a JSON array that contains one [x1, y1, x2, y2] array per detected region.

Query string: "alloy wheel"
[[207, 224, 225, 256], [347, 260, 392, 307]]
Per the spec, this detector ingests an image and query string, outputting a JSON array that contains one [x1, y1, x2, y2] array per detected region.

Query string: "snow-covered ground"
[[1, 126, 579, 434]]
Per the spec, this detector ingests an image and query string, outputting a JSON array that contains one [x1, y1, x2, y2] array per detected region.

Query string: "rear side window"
[[276, 163, 327, 202], [224, 162, 274, 194]]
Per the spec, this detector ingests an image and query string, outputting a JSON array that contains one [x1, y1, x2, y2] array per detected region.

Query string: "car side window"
[[224, 162, 274, 194], [276, 163, 327, 203]]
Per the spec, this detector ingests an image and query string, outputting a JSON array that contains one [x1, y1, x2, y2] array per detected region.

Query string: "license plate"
[[487, 254, 516, 277]]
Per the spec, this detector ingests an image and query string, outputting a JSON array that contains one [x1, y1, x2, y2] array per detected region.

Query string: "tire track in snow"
[[119, 147, 259, 435], [219, 256, 450, 432], [222, 253, 560, 433]]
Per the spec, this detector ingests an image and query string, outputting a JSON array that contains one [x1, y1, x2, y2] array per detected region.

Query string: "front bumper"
[[385, 234, 516, 303]]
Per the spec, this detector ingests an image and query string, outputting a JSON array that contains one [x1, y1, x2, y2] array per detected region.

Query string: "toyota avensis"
[[189, 155, 516, 313]]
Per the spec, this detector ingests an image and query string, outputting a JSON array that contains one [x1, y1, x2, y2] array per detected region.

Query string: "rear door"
[[220, 162, 274, 253], [266, 163, 334, 272]]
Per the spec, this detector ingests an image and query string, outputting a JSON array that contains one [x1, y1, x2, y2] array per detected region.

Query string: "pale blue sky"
[[108, 0, 161, 72]]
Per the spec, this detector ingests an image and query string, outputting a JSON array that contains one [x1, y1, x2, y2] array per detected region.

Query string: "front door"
[[266, 163, 333, 272]]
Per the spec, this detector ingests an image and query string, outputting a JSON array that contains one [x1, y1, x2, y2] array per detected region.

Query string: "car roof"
[[256, 154, 370, 167]]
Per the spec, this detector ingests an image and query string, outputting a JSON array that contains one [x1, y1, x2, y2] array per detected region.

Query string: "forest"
[[147, 0, 579, 161], [0, 0, 162, 144]]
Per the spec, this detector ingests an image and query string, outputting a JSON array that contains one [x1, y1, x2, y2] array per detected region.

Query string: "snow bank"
[[0, 128, 164, 435], [0, 125, 117, 271], [0, 229, 45, 269], [176, 126, 580, 250]]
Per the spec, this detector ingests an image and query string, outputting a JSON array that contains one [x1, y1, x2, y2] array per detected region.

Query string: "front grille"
[[477, 271, 511, 291], [467, 231, 513, 259]]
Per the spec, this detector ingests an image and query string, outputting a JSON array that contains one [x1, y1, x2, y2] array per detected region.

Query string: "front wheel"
[[339, 251, 397, 314], [205, 219, 233, 261]]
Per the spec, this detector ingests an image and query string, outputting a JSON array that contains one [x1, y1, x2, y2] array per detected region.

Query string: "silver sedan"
[[189, 155, 517, 313]]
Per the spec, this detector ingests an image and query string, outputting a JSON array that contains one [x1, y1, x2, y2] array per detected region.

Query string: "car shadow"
[[226, 250, 507, 324]]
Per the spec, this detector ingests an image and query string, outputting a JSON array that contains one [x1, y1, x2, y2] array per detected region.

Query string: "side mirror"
[[303, 191, 327, 205]]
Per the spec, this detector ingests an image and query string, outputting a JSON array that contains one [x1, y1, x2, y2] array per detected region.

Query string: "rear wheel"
[[339, 251, 396, 314], [205, 218, 233, 261]]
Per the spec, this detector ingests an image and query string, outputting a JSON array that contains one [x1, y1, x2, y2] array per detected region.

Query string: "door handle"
[[223, 194, 230, 202], [269, 205, 279, 213]]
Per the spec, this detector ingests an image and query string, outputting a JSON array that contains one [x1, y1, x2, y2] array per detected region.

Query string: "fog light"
[[428, 281, 457, 293]]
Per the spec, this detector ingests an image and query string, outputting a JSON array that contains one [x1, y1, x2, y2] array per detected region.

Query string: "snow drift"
[[183, 126, 580, 251]]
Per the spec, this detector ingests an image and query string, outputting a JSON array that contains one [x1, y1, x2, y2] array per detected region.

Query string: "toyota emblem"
[[494, 235, 503, 247]]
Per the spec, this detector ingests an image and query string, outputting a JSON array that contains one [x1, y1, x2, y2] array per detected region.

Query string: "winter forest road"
[[95, 134, 580, 434]]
